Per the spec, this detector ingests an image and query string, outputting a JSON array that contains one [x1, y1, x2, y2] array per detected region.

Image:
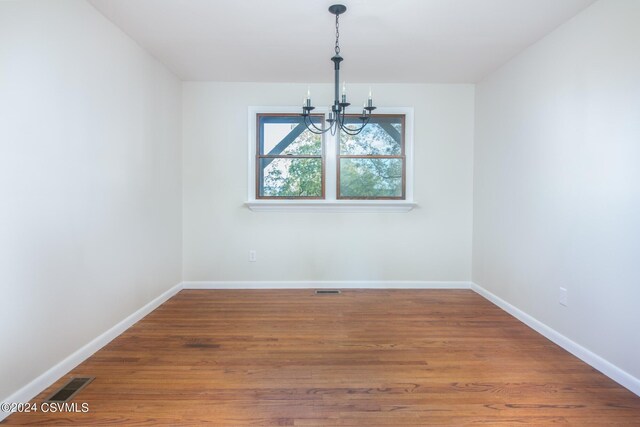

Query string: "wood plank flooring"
[[4, 289, 640, 425]]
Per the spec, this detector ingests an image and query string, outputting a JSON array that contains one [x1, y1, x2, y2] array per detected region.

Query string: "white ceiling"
[[89, 0, 596, 83]]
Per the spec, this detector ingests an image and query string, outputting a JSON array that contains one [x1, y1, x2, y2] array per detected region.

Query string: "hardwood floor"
[[4, 289, 640, 425]]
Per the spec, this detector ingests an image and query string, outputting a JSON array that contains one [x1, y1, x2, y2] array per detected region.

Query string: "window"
[[256, 114, 324, 199], [248, 107, 414, 212], [338, 115, 405, 199]]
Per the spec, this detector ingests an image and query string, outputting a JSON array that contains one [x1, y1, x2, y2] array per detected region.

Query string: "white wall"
[[0, 0, 182, 401], [474, 0, 640, 381], [182, 83, 474, 282]]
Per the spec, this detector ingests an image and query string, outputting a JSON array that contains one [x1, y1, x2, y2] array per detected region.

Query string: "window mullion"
[[325, 130, 338, 201]]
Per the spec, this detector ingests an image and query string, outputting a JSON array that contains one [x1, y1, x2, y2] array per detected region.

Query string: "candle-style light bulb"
[[307, 87, 311, 99], [342, 81, 346, 95], [368, 87, 372, 99], [367, 87, 373, 107]]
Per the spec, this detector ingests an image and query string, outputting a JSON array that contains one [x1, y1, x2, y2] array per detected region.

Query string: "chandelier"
[[301, 4, 377, 136]]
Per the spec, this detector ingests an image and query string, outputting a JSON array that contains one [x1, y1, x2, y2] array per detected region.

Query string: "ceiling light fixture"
[[301, 4, 376, 135]]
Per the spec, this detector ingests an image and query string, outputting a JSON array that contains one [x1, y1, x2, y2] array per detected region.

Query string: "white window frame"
[[246, 106, 416, 212]]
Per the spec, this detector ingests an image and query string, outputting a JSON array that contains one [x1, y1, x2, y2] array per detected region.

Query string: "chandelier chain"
[[335, 14, 340, 54]]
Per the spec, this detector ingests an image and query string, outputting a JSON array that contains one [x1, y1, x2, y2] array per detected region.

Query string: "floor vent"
[[46, 377, 94, 402], [315, 289, 341, 294]]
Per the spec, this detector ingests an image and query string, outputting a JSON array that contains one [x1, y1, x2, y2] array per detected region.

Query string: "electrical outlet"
[[559, 287, 568, 307], [249, 250, 257, 262]]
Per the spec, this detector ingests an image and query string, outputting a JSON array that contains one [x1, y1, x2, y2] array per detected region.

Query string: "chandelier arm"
[[336, 106, 349, 133], [338, 104, 348, 127], [339, 124, 366, 136], [303, 115, 324, 134], [339, 114, 371, 136], [303, 114, 330, 134], [339, 107, 363, 135], [304, 126, 325, 135]]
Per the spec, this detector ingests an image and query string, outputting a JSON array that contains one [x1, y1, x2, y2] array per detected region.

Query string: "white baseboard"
[[471, 282, 640, 398], [0, 282, 183, 421], [182, 280, 472, 289]]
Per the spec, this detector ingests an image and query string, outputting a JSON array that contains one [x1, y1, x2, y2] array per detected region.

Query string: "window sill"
[[245, 200, 417, 213]]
